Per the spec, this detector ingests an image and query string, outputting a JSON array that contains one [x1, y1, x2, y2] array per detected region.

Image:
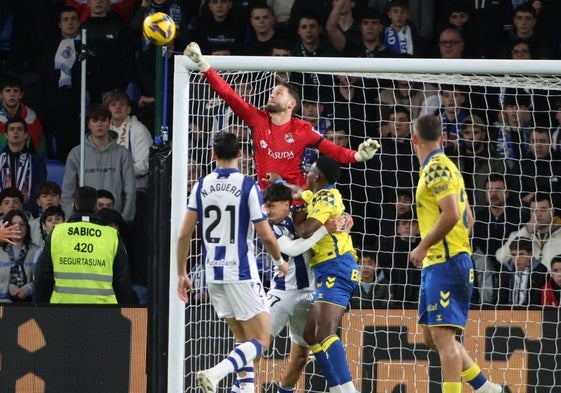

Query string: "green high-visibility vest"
[[49, 221, 119, 304]]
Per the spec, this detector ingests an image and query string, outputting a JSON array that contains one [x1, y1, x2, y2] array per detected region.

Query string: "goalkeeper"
[[184, 42, 380, 190]]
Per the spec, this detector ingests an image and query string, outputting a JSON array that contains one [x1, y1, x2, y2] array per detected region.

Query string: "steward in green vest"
[[34, 186, 132, 304]]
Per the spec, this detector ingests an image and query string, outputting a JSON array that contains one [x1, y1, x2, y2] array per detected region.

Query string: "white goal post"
[[169, 55, 561, 393]]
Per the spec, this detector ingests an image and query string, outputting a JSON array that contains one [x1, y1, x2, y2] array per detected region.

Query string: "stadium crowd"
[[1, 0, 561, 307]]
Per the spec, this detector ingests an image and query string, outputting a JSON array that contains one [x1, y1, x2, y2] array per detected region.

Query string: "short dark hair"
[[509, 237, 533, 254], [278, 82, 301, 113], [551, 255, 561, 267], [263, 183, 292, 203], [390, 105, 410, 120], [387, 0, 409, 11], [58, 5, 79, 20], [514, 2, 536, 18], [359, 7, 382, 23], [534, 192, 553, 208], [73, 186, 98, 212], [0, 72, 23, 91], [213, 132, 240, 160], [97, 189, 115, 202], [37, 181, 62, 197], [360, 247, 377, 261], [485, 173, 506, 187], [4, 117, 28, 133], [315, 155, 341, 184], [0, 187, 24, 204], [96, 208, 127, 232], [41, 205, 65, 225], [414, 115, 442, 142], [271, 38, 292, 52], [86, 104, 112, 122]]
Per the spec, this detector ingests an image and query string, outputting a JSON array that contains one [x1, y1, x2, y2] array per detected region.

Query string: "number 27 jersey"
[[188, 167, 268, 283]]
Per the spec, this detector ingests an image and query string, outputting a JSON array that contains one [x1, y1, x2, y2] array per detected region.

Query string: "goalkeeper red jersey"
[[204, 69, 358, 190]]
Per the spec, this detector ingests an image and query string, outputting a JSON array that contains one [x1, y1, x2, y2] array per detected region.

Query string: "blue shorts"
[[312, 252, 360, 308], [418, 253, 474, 330]]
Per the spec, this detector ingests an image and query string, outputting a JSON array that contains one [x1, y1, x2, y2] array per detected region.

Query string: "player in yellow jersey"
[[410, 115, 507, 393], [294, 155, 359, 393]]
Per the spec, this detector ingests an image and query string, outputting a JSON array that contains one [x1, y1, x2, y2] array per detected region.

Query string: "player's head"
[[263, 183, 292, 224], [266, 82, 301, 114], [73, 186, 98, 213], [307, 155, 341, 190], [413, 114, 442, 143], [212, 132, 241, 160]]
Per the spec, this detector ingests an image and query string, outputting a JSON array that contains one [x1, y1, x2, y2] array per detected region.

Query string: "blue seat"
[[46, 159, 66, 187]]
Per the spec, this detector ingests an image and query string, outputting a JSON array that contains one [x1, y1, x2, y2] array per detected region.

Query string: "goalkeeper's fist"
[[184, 42, 211, 72], [354, 138, 380, 162]]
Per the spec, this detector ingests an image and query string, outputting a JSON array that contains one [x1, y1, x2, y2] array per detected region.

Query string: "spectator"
[[95, 189, 115, 211], [378, 211, 421, 306], [61, 104, 136, 223], [498, 2, 556, 59], [0, 209, 38, 302], [290, 11, 339, 97], [342, 8, 390, 58], [67, 0, 136, 23], [34, 186, 133, 304], [433, 84, 470, 155], [245, 2, 285, 56], [350, 247, 390, 308], [497, 236, 548, 306], [38, 5, 82, 162], [472, 174, 525, 304], [510, 37, 533, 59], [495, 193, 561, 271], [509, 127, 561, 207], [326, 0, 361, 53], [542, 255, 561, 306], [383, 0, 428, 57], [551, 97, 561, 154], [28, 181, 62, 247], [104, 90, 152, 191], [494, 92, 534, 162], [0, 72, 46, 157], [372, 106, 419, 205], [0, 117, 47, 216], [453, 115, 510, 208], [31, 205, 65, 250], [194, 0, 247, 54], [437, 26, 465, 59], [80, 0, 135, 104], [0, 187, 27, 221]]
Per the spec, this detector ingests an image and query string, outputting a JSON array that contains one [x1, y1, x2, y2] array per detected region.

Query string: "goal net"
[[169, 56, 561, 393]]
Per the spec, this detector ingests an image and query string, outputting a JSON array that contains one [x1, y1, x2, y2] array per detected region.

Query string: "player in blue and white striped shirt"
[[177, 132, 286, 393], [263, 183, 340, 393]]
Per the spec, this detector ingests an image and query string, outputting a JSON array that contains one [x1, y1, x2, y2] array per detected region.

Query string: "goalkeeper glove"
[[354, 138, 380, 162], [184, 42, 211, 72]]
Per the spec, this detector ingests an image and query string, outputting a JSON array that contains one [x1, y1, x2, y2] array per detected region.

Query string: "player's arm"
[[184, 42, 259, 125], [177, 209, 198, 303], [316, 135, 380, 163], [255, 220, 287, 271], [295, 217, 323, 239], [409, 193, 460, 267]]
